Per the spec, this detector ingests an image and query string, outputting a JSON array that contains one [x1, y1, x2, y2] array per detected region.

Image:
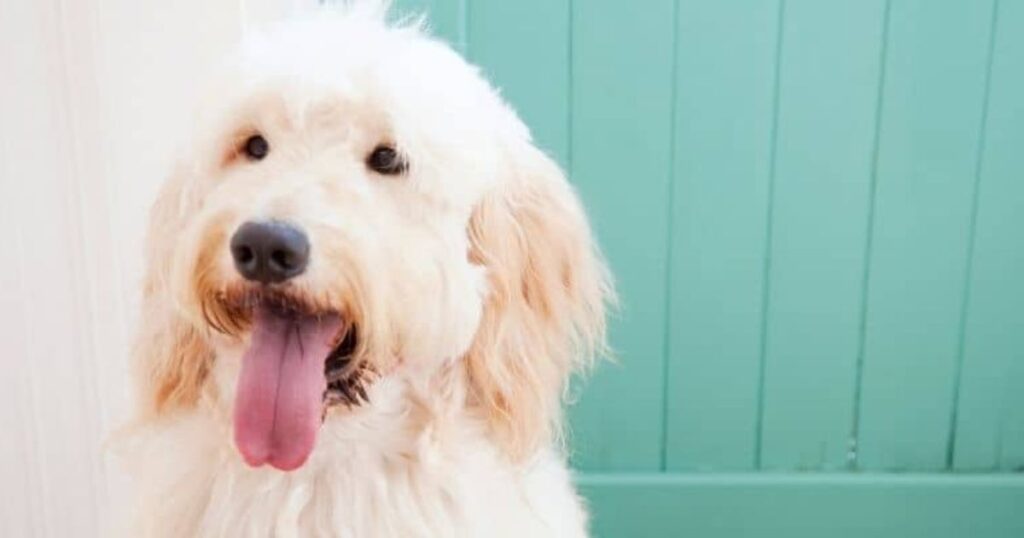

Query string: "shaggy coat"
[[121, 4, 612, 537]]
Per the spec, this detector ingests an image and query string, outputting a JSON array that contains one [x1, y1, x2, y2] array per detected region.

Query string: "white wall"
[[0, 0, 311, 535]]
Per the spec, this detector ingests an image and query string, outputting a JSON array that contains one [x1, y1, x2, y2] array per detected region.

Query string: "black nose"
[[230, 221, 310, 284]]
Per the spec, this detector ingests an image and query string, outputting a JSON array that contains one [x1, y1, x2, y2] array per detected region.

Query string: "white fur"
[[123, 366, 587, 537], [119, 3, 610, 536]]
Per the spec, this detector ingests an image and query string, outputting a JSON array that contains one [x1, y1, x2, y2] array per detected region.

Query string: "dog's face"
[[136, 6, 610, 471]]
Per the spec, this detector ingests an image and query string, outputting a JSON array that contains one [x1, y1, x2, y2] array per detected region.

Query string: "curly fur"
[[119, 2, 613, 536]]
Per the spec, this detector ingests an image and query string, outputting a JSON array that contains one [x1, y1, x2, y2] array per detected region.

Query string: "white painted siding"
[[0, 1, 311, 535]]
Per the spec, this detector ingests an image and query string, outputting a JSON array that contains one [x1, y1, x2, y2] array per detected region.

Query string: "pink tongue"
[[233, 309, 342, 471]]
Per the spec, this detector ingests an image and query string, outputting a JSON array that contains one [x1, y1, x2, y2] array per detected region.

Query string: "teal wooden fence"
[[393, 1, 1024, 535]]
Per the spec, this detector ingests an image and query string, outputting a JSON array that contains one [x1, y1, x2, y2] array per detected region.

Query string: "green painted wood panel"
[[568, 0, 675, 471], [579, 473, 1024, 538], [954, 0, 1024, 472], [858, 0, 997, 470], [759, 0, 887, 471], [466, 0, 569, 163], [665, 0, 780, 471]]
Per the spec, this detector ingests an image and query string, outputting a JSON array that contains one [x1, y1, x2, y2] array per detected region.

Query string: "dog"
[[121, 2, 612, 536]]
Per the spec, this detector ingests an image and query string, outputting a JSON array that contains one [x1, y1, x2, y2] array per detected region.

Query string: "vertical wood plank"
[[759, 0, 888, 470], [0, 3, 47, 534], [0, 2, 104, 535], [57, 9, 111, 535], [392, 0, 466, 51], [665, 0, 780, 471], [954, 0, 1024, 472], [0, 127, 41, 538], [466, 0, 570, 164], [858, 0, 996, 470], [569, 0, 675, 471]]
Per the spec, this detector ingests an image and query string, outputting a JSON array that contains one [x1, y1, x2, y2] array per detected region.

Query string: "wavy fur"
[[121, 3, 612, 536]]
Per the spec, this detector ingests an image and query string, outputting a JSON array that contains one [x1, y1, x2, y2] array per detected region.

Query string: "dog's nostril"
[[234, 246, 255, 264], [270, 249, 294, 270], [230, 221, 310, 284]]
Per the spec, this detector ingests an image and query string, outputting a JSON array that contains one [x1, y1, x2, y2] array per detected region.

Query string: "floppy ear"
[[466, 141, 613, 461], [132, 165, 214, 418]]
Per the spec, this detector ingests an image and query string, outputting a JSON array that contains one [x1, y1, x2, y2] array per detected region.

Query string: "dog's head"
[[135, 3, 611, 470]]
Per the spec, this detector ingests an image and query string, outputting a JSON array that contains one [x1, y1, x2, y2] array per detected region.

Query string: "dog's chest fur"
[[124, 375, 587, 538]]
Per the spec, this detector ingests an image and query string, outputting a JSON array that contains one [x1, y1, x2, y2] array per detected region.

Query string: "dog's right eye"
[[242, 134, 270, 161], [366, 145, 407, 175]]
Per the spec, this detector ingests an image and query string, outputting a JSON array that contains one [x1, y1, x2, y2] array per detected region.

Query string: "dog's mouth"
[[222, 288, 370, 471]]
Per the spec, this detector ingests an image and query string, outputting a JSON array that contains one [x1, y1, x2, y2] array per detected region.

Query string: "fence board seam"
[[754, 0, 787, 471], [849, 0, 892, 472], [947, 0, 1001, 472], [658, 0, 681, 473]]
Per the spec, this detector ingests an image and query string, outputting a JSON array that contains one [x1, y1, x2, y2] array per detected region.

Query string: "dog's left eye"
[[366, 145, 407, 175], [242, 134, 270, 161]]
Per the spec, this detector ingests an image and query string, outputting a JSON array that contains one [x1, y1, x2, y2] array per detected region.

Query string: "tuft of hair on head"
[[465, 139, 615, 462], [315, 0, 435, 35]]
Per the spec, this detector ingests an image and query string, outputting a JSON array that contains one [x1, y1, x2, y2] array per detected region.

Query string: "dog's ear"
[[133, 164, 214, 418], [466, 140, 612, 461]]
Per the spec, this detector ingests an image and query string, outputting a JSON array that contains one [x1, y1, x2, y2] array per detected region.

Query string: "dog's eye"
[[242, 134, 270, 161], [366, 145, 407, 175]]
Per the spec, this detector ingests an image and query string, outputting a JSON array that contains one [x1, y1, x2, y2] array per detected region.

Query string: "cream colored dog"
[[123, 2, 611, 536]]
